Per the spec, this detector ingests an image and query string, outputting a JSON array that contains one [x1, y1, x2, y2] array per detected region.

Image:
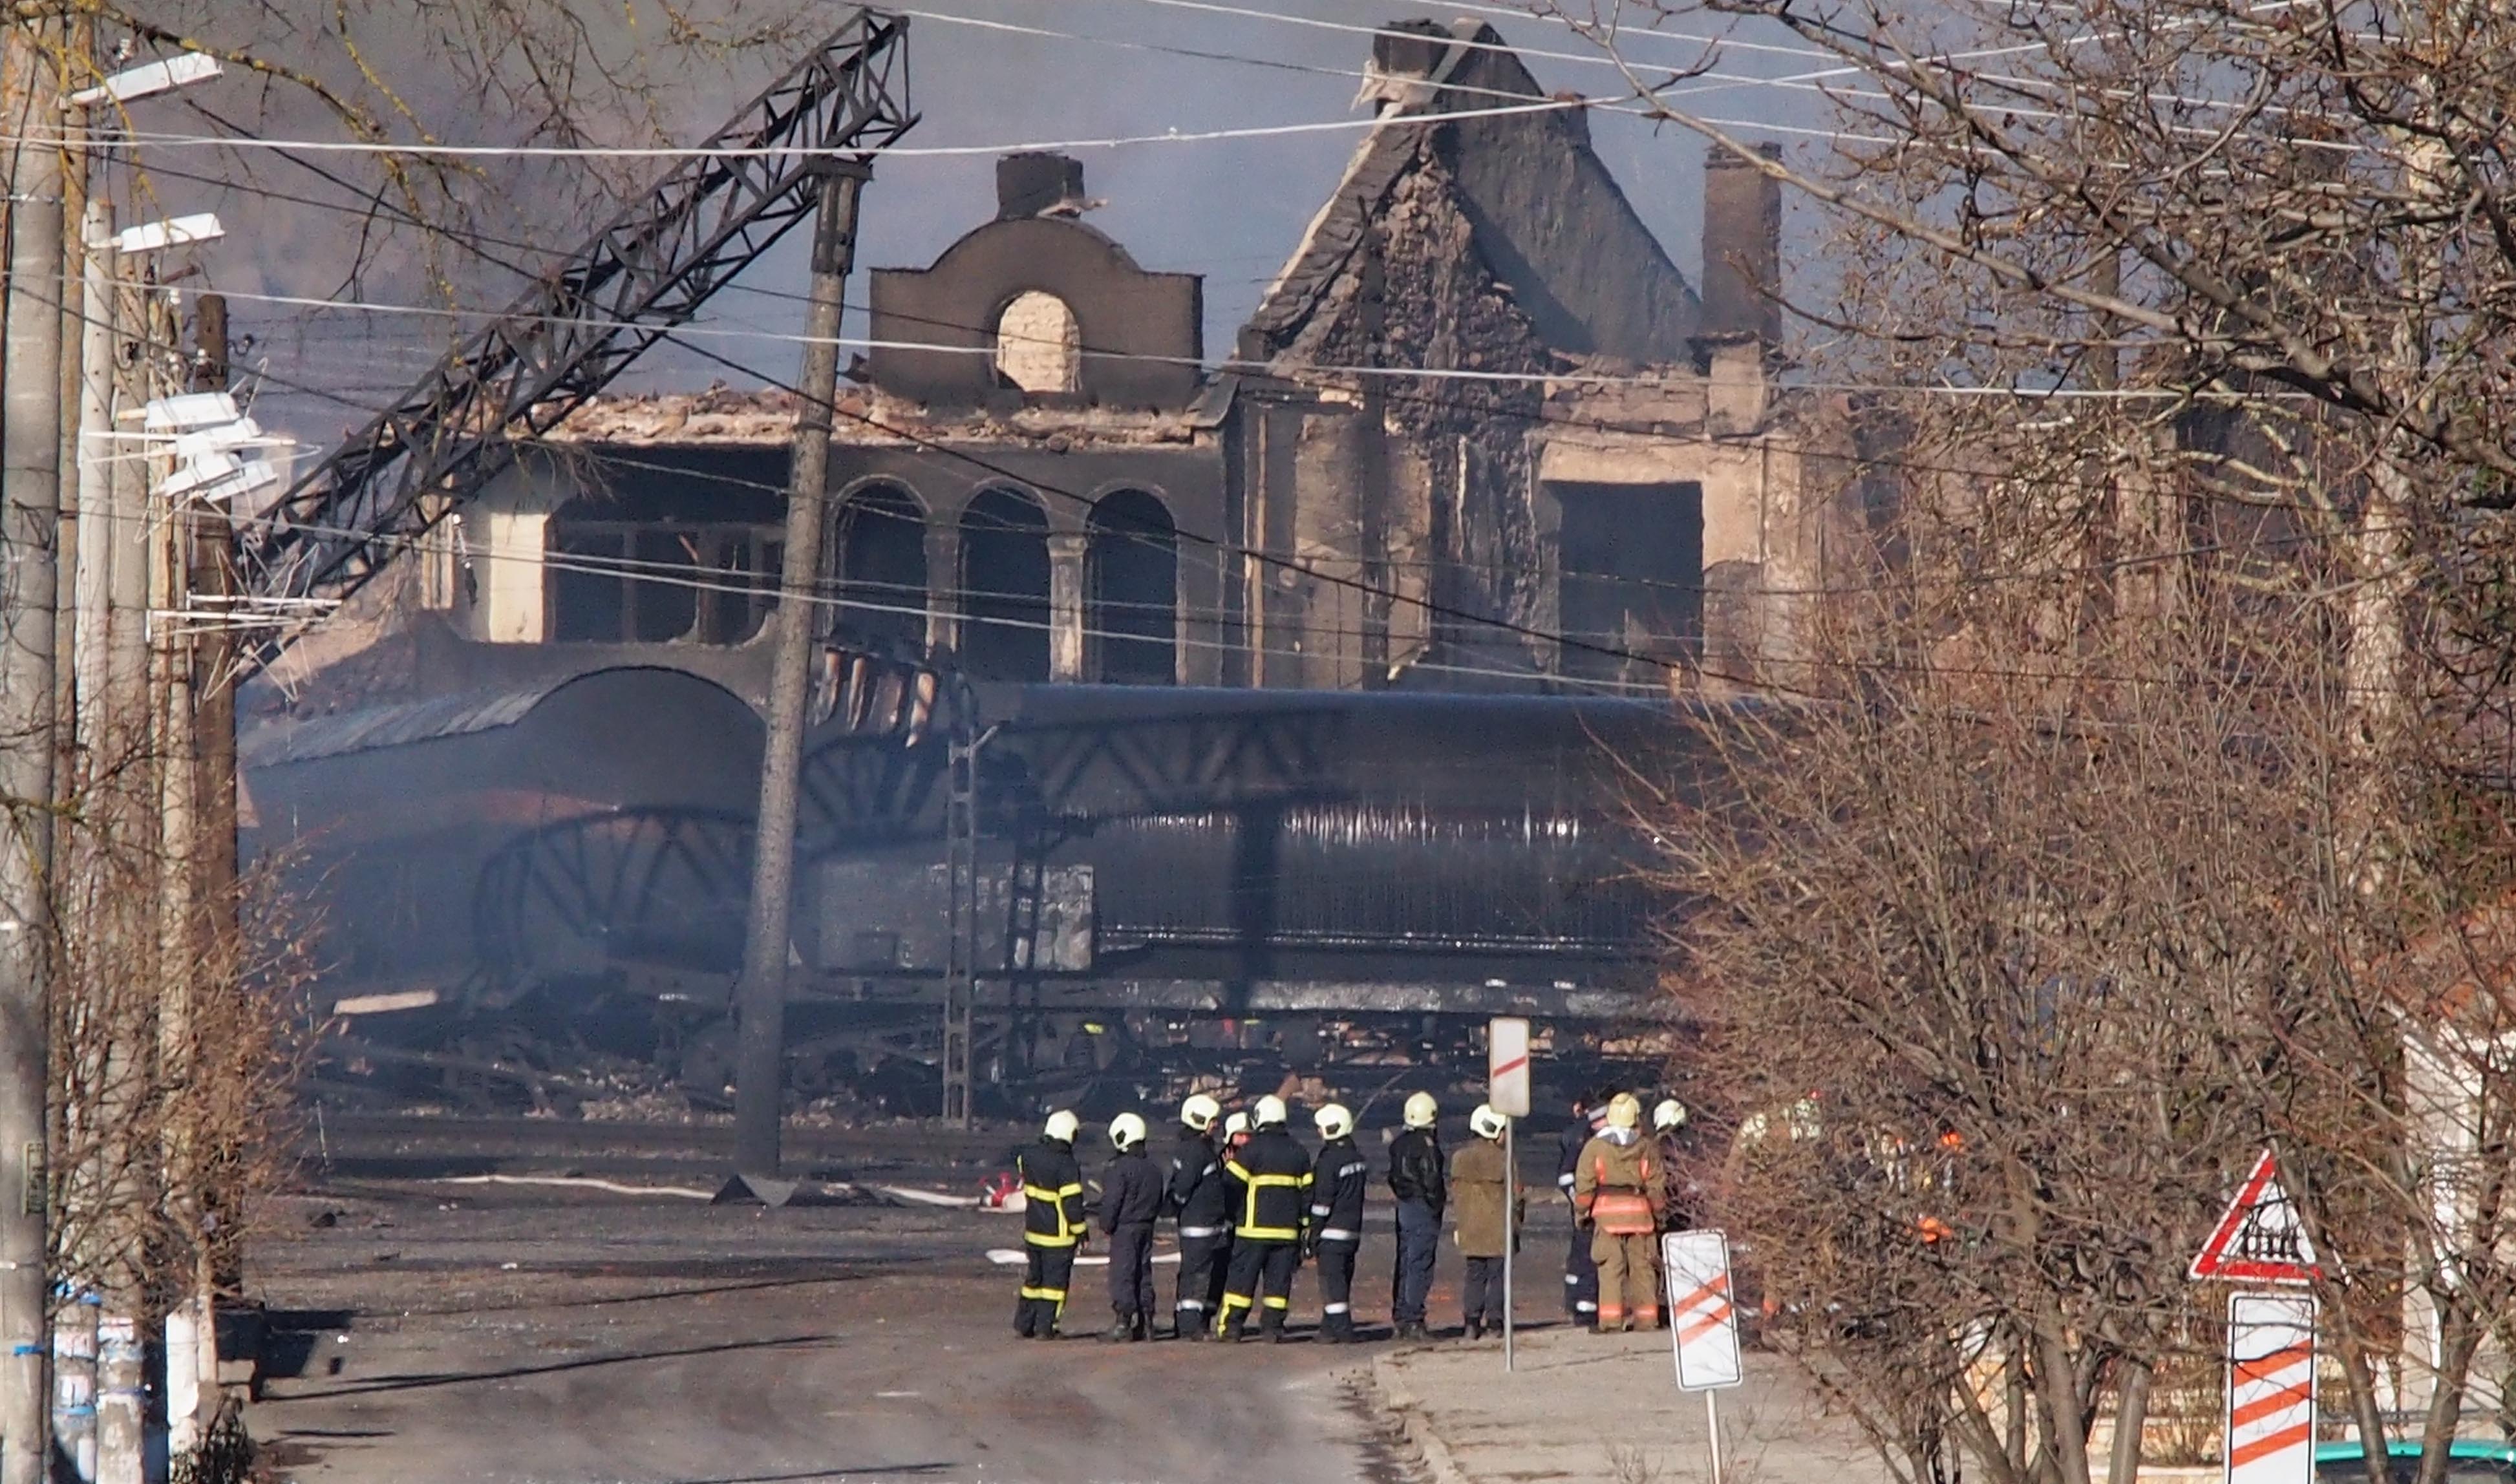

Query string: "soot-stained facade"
[[261, 19, 1855, 719]]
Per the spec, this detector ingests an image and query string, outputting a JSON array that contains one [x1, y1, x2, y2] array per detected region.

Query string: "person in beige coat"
[[1449, 1104, 1524, 1341]]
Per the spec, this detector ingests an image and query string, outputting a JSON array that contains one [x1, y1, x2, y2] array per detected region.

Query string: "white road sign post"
[[2224, 1293, 2316, 1484], [1664, 1229, 1745, 1484], [1488, 1017, 1530, 1372]]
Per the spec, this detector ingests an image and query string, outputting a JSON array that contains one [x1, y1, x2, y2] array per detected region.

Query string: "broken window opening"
[[549, 520, 782, 646], [1088, 489, 1178, 684], [960, 487, 1052, 681], [1552, 480, 1704, 682], [836, 483, 930, 655], [994, 290, 1081, 396]]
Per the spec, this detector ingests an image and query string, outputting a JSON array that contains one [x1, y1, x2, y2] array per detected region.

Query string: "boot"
[[1261, 1311, 1288, 1344], [1014, 1298, 1036, 1339], [1103, 1311, 1133, 1343], [1220, 1316, 1246, 1344], [1178, 1310, 1208, 1341], [1319, 1315, 1350, 1345], [1465, 1319, 1484, 1342]]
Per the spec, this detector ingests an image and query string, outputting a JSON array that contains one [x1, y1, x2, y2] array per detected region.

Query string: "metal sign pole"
[[1503, 1116, 1515, 1372], [1706, 1390, 1725, 1484]]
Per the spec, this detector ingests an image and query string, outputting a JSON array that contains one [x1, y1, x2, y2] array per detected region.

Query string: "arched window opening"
[[960, 488, 1052, 681], [994, 290, 1080, 396], [1088, 491, 1177, 684], [835, 483, 928, 653]]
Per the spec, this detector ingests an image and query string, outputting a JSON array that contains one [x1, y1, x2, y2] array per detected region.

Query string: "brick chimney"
[[997, 152, 1086, 220], [1700, 144, 1782, 344]]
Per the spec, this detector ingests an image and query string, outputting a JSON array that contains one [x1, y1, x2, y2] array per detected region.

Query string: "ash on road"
[[246, 1177, 1441, 1484]]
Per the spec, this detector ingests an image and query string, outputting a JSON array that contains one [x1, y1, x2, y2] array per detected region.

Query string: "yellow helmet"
[[1402, 1091, 1438, 1129], [1605, 1092, 1642, 1130]]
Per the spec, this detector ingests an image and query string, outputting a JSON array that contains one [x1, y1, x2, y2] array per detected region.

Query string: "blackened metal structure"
[[231, 12, 915, 652]]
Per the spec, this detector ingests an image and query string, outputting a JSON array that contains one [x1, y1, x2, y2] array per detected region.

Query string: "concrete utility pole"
[[0, 19, 66, 1483], [731, 160, 869, 1189]]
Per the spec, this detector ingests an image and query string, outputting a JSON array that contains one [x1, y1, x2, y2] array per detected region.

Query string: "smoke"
[[113, 0, 1822, 442]]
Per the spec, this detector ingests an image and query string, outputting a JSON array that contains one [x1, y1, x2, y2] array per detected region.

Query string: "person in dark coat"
[[1166, 1093, 1228, 1340], [1557, 1090, 1606, 1329], [1015, 1110, 1087, 1339], [1306, 1103, 1369, 1342], [1386, 1091, 1447, 1341], [1099, 1112, 1164, 1342]]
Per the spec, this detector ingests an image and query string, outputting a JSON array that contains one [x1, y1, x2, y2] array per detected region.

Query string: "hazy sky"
[[169, 0, 1825, 447]]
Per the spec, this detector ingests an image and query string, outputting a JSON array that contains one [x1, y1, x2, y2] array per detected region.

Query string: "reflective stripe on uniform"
[[1239, 1225, 1301, 1242], [1024, 1181, 1087, 1244], [1176, 1298, 1207, 1312], [1262, 1295, 1289, 1310], [1576, 1300, 1598, 1313], [1317, 1228, 1358, 1243], [1228, 1163, 1312, 1238], [1178, 1225, 1223, 1239], [1323, 1302, 1349, 1315], [1019, 1286, 1069, 1301], [1310, 1204, 1333, 1218], [1025, 1229, 1080, 1248]]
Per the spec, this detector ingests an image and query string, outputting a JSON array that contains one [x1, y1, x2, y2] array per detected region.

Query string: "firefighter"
[[1450, 1104, 1522, 1341], [1211, 1110, 1251, 1324], [1100, 1112, 1163, 1342], [1386, 1090, 1445, 1342], [1166, 1093, 1228, 1341], [1307, 1103, 1368, 1343], [1652, 1098, 1694, 1233], [1573, 1092, 1664, 1333], [1556, 1088, 1607, 1330], [1015, 1109, 1087, 1340], [1218, 1095, 1312, 1342]]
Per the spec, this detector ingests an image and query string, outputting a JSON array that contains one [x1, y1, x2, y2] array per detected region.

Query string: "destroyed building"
[[264, 18, 1856, 714]]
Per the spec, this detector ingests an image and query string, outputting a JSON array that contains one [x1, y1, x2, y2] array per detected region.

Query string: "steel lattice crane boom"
[[233, 9, 914, 668]]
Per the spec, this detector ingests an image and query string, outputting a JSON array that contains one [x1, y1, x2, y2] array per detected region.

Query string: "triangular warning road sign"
[[2190, 1149, 2321, 1284]]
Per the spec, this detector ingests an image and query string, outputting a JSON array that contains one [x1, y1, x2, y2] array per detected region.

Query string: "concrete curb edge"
[[1369, 1352, 1475, 1484]]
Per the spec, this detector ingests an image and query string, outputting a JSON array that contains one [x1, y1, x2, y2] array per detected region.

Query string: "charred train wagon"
[[244, 670, 1722, 1103]]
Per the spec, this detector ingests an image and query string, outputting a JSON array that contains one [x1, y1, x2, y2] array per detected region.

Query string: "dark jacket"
[[1557, 1112, 1602, 1199], [1018, 1138, 1086, 1249], [1224, 1125, 1313, 1242], [1167, 1127, 1230, 1238], [1388, 1128, 1446, 1217], [1100, 1147, 1164, 1233], [1449, 1137, 1522, 1258], [1308, 1134, 1369, 1243]]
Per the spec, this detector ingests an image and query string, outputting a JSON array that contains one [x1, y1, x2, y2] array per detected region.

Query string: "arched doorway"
[[835, 483, 928, 653], [1088, 491, 1177, 684], [959, 487, 1051, 681], [994, 290, 1080, 395]]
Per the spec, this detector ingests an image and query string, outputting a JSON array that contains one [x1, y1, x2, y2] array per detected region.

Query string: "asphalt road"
[[242, 1176, 1498, 1484]]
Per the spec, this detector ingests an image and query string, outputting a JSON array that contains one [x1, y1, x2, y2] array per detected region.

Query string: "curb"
[[1370, 1352, 1475, 1484]]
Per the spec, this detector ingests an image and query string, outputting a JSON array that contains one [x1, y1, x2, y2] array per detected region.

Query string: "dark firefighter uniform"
[[1167, 1123, 1231, 1339], [1100, 1143, 1165, 1341], [1219, 1126, 1312, 1340], [1015, 1136, 1087, 1338], [1307, 1132, 1369, 1342], [1557, 1102, 1606, 1327]]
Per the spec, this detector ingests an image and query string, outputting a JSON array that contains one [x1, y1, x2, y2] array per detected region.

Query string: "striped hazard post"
[[2225, 1292, 2317, 1484], [1663, 1229, 1745, 1484]]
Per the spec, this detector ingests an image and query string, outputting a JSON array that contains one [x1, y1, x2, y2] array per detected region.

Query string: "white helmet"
[[1223, 1111, 1249, 1139], [1402, 1091, 1438, 1129], [1653, 1098, 1689, 1132], [1043, 1109, 1080, 1143], [1180, 1093, 1221, 1132], [1469, 1104, 1508, 1140], [1252, 1094, 1288, 1129], [1109, 1112, 1148, 1149], [1314, 1103, 1354, 1141]]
